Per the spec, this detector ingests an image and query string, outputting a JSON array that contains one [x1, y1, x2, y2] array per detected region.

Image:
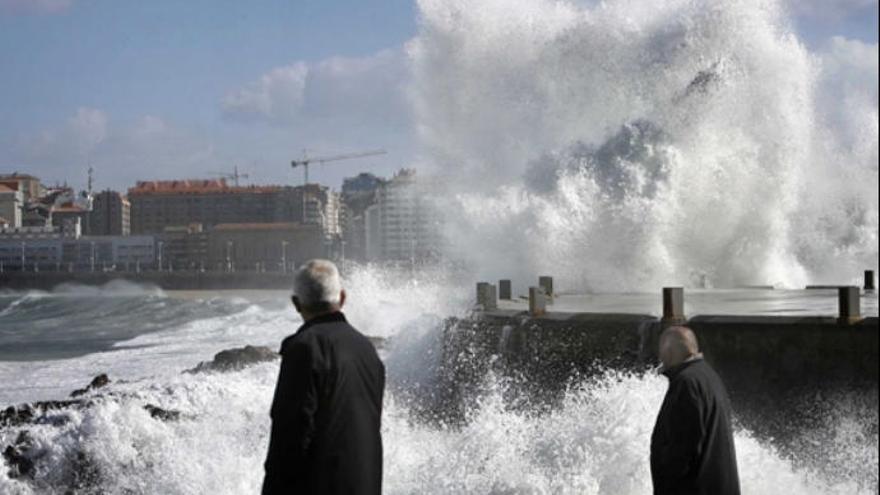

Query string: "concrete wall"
[[436, 310, 878, 439]]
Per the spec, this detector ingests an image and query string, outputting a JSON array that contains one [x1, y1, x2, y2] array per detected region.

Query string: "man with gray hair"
[[263, 259, 385, 495], [651, 326, 740, 495]]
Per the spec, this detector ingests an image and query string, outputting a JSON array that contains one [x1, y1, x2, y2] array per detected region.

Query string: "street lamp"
[[157, 241, 164, 272], [340, 239, 346, 273]]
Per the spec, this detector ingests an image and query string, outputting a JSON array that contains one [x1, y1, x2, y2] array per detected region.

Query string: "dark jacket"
[[263, 312, 385, 495], [650, 358, 740, 495]]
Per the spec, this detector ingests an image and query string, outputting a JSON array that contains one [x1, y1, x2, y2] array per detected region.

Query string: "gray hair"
[[292, 259, 343, 309]]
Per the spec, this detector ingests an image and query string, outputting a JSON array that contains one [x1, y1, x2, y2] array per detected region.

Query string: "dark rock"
[[70, 373, 111, 397], [143, 404, 181, 421], [1, 400, 81, 428], [2, 430, 35, 479], [186, 345, 278, 373]]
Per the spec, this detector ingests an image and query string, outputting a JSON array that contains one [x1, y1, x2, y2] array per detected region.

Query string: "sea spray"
[[411, 0, 878, 291], [3, 363, 873, 494]]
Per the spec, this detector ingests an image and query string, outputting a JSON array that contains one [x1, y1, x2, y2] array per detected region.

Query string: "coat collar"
[[296, 311, 347, 335], [661, 354, 704, 379]]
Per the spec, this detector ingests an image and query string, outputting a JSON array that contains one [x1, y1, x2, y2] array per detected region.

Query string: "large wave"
[[410, 0, 878, 292]]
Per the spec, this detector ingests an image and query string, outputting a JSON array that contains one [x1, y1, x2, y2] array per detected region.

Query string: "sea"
[[0, 269, 877, 494]]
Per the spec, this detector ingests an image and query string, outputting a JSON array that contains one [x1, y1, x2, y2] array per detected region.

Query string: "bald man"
[[650, 326, 740, 495]]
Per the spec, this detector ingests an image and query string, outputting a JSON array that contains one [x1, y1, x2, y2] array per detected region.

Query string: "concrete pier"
[[838, 286, 861, 324], [499, 279, 512, 300], [476, 282, 498, 311], [662, 287, 686, 325], [529, 287, 546, 316], [866, 270, 876, 292]]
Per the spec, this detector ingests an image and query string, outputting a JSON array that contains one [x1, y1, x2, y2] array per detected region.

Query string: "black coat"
[[263, 312, 385, 495], [650, 358, 740, 495]]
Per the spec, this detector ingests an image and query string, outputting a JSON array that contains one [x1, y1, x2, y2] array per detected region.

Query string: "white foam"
[[410, 0, 878, 292]]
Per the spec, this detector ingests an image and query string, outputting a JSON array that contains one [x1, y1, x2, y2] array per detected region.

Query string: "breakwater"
[[435, 279, 879, 457]]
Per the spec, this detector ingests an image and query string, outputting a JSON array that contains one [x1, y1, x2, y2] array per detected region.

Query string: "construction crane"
[[209, 166, 250, 186], [290, 149, 387, 185]]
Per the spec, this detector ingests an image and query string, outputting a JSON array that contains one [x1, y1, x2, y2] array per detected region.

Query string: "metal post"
[[838, 286, 861, 325], [499, 279, 512, 300], [662, 287, 686, 324], [476, 282, 497, 311], [20, 241, 25, 270], [281, 240, 288, 273], [529, 286, 546, 316], [90, 241, 96, 273], [157, 241, 163, 272], [226, 241, 233, 273], [340, 239, 346, 273]]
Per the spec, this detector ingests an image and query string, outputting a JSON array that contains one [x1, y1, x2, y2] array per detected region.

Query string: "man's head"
[[658, 326, 700, 370], [291, 259, 346, 321]]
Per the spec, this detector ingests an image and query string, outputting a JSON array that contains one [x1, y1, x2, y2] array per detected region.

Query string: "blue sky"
[[0, 0, 877, 192]]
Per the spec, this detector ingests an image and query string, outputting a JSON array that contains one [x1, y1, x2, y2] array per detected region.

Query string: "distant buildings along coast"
[[0, 169, 444, 273]]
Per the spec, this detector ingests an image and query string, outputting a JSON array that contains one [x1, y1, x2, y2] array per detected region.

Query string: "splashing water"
[[410, 0, 878, 291], [0, 266, 877, 494]]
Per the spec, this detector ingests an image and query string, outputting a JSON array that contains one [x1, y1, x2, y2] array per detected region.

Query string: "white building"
[[62, 235, 155, 270], [367, 169, 445, 262], [0, 238, 63, 270], [0, 184, 23, 228], [0, 230, 154, 271]]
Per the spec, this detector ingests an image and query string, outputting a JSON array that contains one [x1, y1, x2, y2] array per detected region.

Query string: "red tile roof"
[[0, 181, 20, 191], [128, 179, 285, 196]]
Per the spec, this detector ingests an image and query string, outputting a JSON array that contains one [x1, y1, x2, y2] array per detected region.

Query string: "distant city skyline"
[[1, 0, 877, 192]]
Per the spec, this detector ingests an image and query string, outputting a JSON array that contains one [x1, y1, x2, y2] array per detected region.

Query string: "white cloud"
[[788, 0, 877, 19], [0, 0, 72, 15], [18, 107, 107, 160], [221, 63, 308, 124], [222, 49, 410, 129], [2, 109, 215, 190], [815, 36, 879, 157]]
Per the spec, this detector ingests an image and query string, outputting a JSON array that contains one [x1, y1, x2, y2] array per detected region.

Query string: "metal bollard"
[[499, 279, 512, 300], [476, 282, 498, 311], [529, 286, 546, 316], [838, 286, 861, 324], [662, 287, 686, 324]]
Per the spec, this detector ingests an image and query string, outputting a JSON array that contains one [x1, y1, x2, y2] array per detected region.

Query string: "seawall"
[[437, 309, 878, 442]]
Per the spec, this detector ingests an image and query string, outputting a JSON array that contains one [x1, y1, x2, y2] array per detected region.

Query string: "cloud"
[[17, 107, 108, 160], [1, 109, 215, 189], [222, 48, 410, 129], [788, 0, 877, 19], [815, 36, 879, 158], [221, 63, 308, 124], [0, 0, 72, 15]]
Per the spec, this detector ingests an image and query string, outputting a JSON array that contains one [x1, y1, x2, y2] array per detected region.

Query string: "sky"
[[0, 0, 877, 193]]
